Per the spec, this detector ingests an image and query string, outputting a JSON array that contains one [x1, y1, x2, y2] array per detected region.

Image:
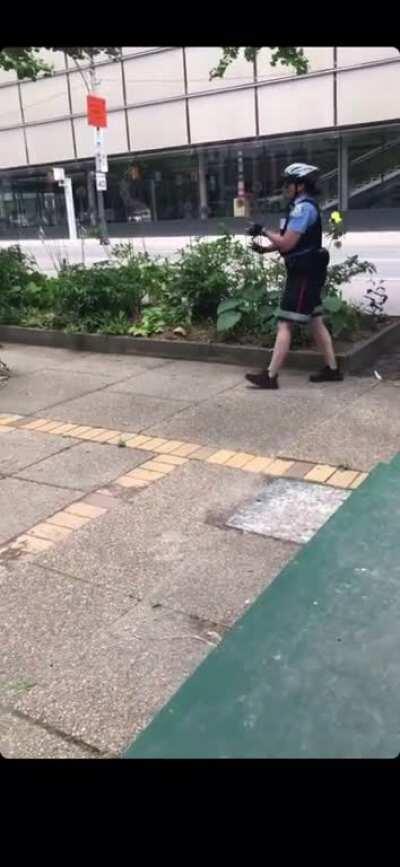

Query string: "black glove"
[[247, 223, 264, 237], [251, 241, 264, 254]]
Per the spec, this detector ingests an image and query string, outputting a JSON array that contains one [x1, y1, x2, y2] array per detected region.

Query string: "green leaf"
[[217, 310, 242, 332], [217, 298, 240, 314], [323, 295, 342, 313]]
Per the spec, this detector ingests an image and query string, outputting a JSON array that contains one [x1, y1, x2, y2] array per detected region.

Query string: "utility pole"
[[88, 54, 109, 244]]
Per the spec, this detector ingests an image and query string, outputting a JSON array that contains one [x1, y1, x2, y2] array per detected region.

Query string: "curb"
[[1, 319, 399, 372]]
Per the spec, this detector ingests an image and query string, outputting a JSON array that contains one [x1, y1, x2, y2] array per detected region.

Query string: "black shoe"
[[245, 371, 279, 389], [310, 366, 343, 383]]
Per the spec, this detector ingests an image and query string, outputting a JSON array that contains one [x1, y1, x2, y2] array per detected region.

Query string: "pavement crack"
[[0, 705, 116, 758], [4, 439, 79, 479]]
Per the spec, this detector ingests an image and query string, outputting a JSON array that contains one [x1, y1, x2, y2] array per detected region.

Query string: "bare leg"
[[268, 321, 293, 378], [311, 316, 337, 370]]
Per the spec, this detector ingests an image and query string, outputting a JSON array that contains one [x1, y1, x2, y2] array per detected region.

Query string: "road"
[[1, 231, 400, 314]]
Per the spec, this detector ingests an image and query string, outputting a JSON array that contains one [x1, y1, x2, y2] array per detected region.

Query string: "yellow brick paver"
[[329, 469, 360, 489], [50, 423, 80, 435], [350, 472, 369, 490], [35, 421, 65, 433], [0, 414, 23, 425], [265, 458, 295, 476], [65, 502, 107, 519], [242, 456, 275, 473], [135, 437, 170, 451], [224, 452, 255, 469], [206, 449, 238, 465], [115, 475, 150, 488], [77, 427, 106, 440], [152, 440, 185, 454], [139, 460, 176, 474], [304, 464, 337, 483], [127, 467, 165, 482], [47, 512, 91, 530], [10, 534, 54, 553], [107, 433, 134, 445], [190, 446, 219, 461], [22, 418, 50, 430], [29, 522, 73, 542], [65, 426, 92, 437], [125, 435, 153, 449], [171, 443, 201, 458], [90, 429, 121, 443], [0, 400, 373, 566], [150, 454, 188, 466]]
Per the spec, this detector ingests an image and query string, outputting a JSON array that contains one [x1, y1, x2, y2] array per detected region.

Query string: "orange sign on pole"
[[87, 95, 107, 128]]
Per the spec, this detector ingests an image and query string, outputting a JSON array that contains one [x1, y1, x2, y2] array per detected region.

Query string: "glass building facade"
[[1, 46, 400, 236], [1, 122, 400, 237]]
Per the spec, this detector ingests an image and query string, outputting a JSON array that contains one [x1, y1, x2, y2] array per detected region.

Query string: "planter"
[[1, 319, 399, 372]]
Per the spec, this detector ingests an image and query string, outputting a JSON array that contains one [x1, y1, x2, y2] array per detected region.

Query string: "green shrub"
[[0, 236, 388, 347], [167, 235, 246, 320], [216, 245, 386, 342], [0, 245, 51, 323]]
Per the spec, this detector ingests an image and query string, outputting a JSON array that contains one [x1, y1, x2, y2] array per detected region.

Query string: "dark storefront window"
[[198, 134, 339, 219], [104, 151, 198, 223], [0, 169, 68, 233], [1, 123, 400, 237], [344, 125, 400, 209]]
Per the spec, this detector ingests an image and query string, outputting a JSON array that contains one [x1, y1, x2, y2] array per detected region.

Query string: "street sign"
[[87, 95, 107, 128], [96, 152, 108, 173], [94, 127, 104, 150], [96, 172, 107, 192], [94, 128, 108, 173]]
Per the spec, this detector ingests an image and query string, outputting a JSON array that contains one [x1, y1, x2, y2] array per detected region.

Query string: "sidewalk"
[[0, 342, 399, 757]]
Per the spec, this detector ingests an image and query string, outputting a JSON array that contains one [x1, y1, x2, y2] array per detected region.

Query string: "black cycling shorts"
[[277, 249, 329, 325]]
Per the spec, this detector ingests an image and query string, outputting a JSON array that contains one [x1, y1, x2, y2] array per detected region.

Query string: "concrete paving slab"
[[0, 369, 119, 415], [108, 360, 245, 401], [0, 428, 73, 475], [35, 461, 271, 594], [0, 478, 83, 545], [45, 350, 172, 375], [151, 526, 297, 626], [36, 465, 297, 624], [35, 499, 174, 597], [0, 343, 90, 374], [15, 441, 150, 491], [0, 710, 98, 758], [143, 376, 375, 454], [286, 383, 400, 471], [36, 388, 192, 432], [227, 478, 349, 544], [0, 562, 133, 699], [16, 605, 213, 753]]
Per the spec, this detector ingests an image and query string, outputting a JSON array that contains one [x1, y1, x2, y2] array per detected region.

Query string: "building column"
[[198, 151, 208, 220], [339, 139, 348, 211]]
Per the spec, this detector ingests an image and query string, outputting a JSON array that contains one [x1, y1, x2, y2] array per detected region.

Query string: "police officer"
[[246, 163, 343, 390]]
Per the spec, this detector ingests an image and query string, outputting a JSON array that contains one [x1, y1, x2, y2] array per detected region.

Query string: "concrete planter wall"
[[1, 320, 399, 372]]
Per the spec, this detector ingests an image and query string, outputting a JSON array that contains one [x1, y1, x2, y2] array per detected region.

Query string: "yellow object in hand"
[[330, 210, 342, 224]]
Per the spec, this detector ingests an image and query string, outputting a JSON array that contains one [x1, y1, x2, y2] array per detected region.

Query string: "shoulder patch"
[[291, 203, 305, 218]]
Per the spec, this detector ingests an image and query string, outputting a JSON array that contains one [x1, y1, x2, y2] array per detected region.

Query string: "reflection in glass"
[[1, 123, 400, 235]]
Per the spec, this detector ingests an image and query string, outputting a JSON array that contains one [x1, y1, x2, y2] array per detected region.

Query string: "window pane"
[[106, 150, 198, 222], [0, 166, 68, 232], [344, 124, 400, 209]]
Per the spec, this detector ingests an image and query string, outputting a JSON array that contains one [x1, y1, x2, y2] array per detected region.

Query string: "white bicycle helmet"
[[283, 162, 320, 180]]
